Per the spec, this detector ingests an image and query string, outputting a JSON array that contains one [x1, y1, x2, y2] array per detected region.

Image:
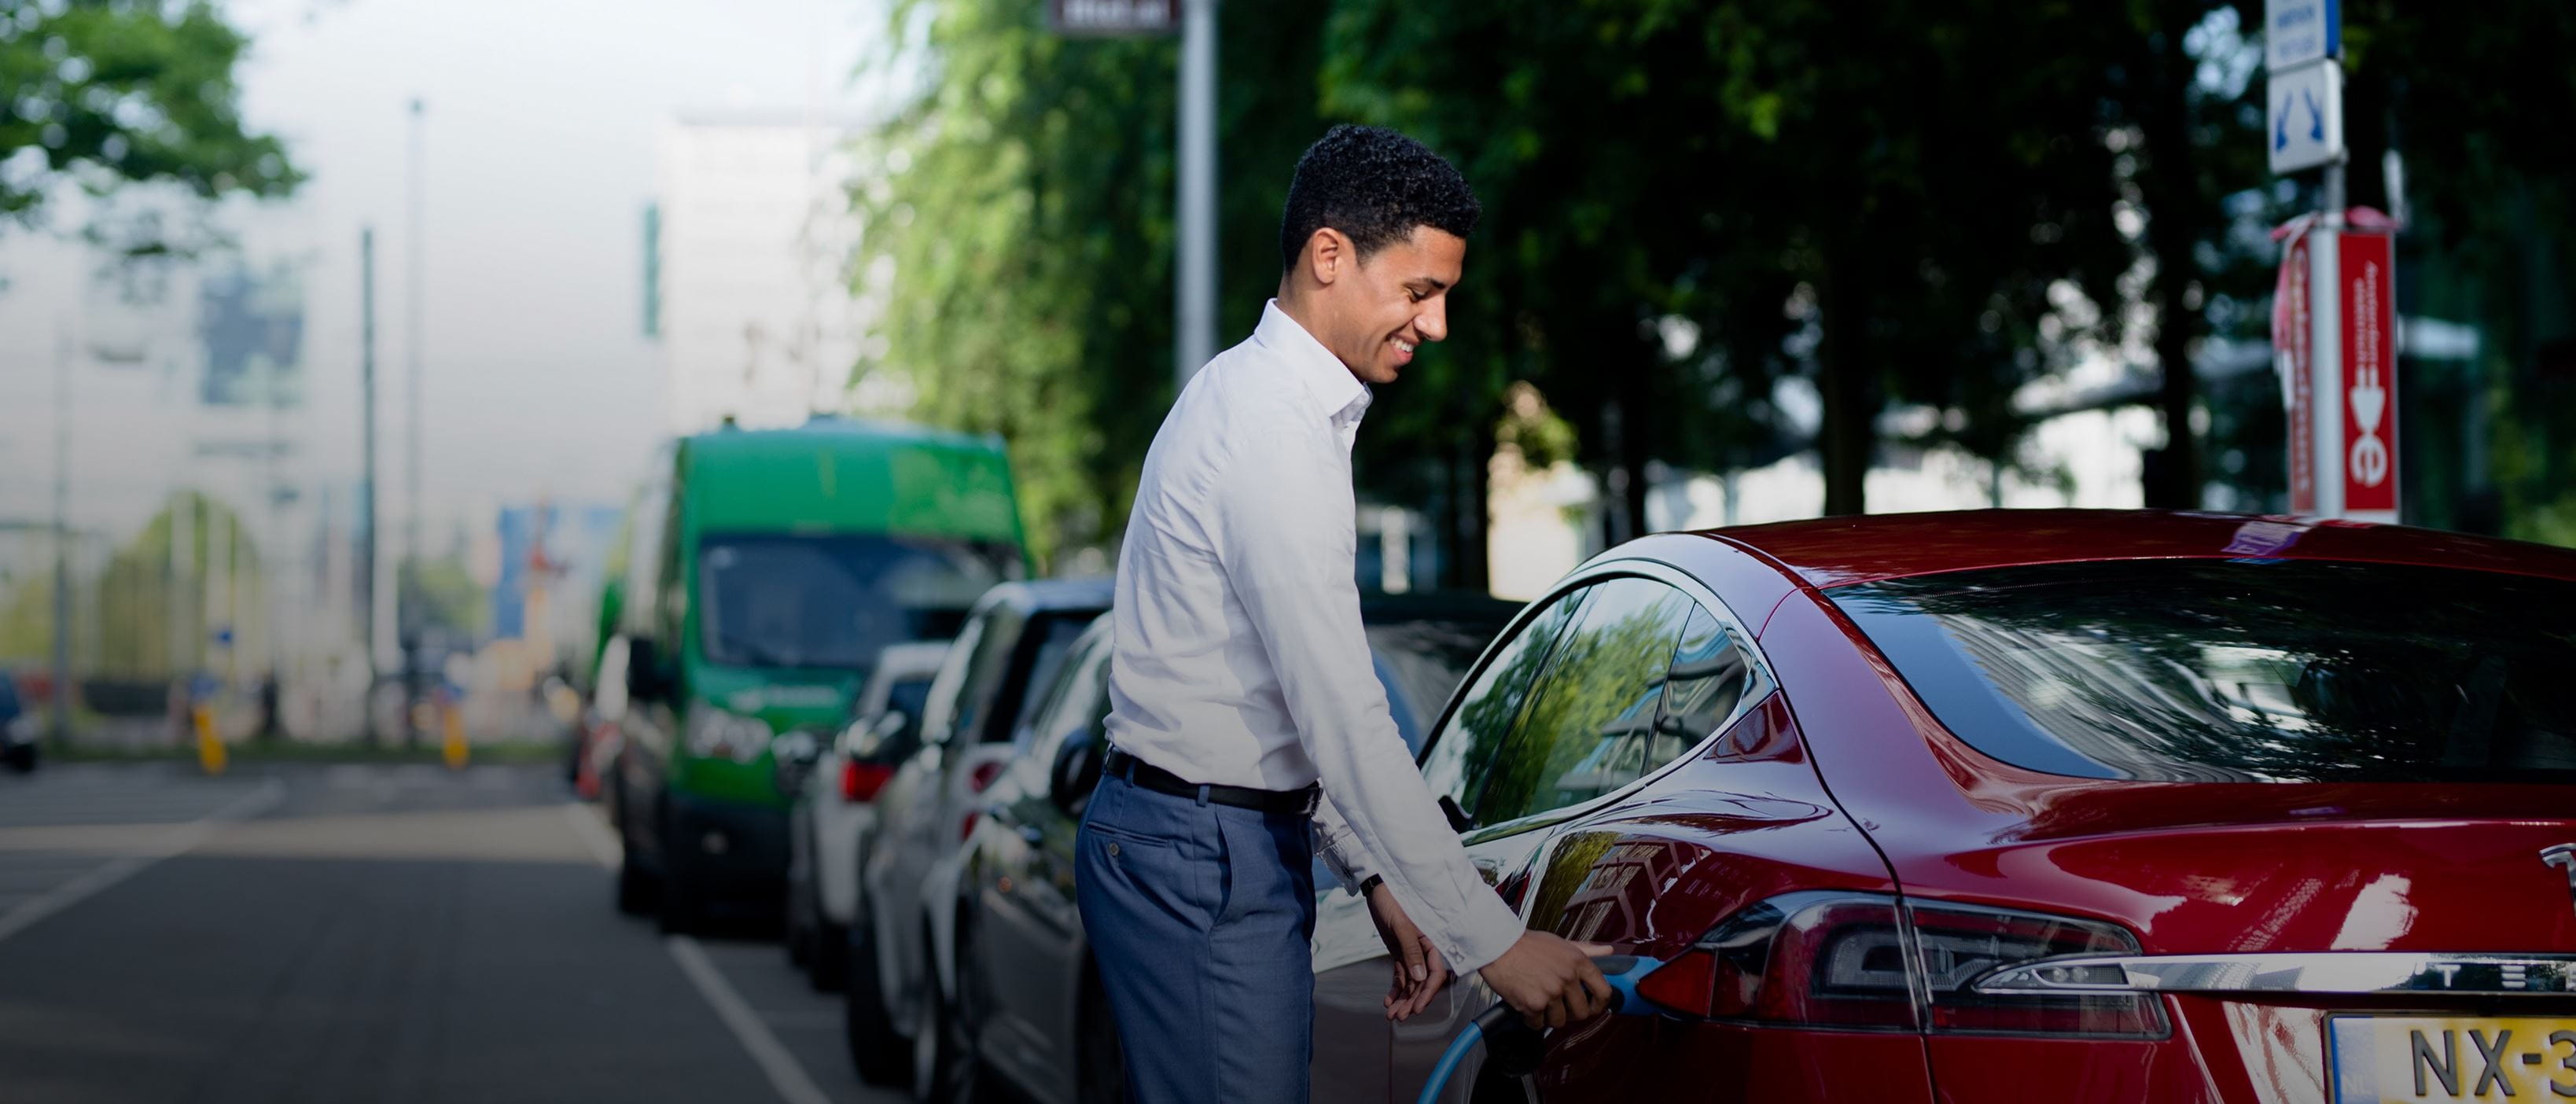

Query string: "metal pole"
[[51, 322, 74, 745], [403, 97, 425, 748], [359, 226, 380, 745], [2322, 159, 2346, 228], [1174, 0, 1218, 388]]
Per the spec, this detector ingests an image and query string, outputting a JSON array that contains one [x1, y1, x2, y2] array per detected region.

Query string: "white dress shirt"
[[1104, 300, 1525, 974]]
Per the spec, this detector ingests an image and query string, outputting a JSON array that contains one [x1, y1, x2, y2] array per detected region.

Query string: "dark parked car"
[[945, 592, 1522, 1104], [843, 577, 1112, 1097]]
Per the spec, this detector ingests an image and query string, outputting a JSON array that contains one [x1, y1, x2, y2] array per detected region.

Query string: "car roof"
[[977, 576, 1116, 615], [871, 641, 953, 678], [1697, 509, 2576, 589]]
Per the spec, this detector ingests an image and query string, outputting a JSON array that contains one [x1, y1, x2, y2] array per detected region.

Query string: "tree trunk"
[[1617, 367, 1652, 539], [1445, 414, 1492, 594], [2136, 7, 2202, 510], [1816, 255, 1874, 516]]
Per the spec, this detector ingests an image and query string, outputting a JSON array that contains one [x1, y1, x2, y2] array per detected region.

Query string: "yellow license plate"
[[2329, 1016, 2576, 1102]]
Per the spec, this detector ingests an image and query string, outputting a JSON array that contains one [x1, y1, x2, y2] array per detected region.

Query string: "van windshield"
[[697, 534, 1014, 671], [1830, 560, 2576, 784]]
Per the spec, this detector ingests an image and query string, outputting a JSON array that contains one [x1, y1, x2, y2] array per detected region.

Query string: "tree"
[[851, 0, 1323, 570], [0, 0, 301, 263], [1319, 0, 2138, 521]]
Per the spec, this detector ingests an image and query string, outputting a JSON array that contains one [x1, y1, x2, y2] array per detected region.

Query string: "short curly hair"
[[1278, 125, 1481, 273]]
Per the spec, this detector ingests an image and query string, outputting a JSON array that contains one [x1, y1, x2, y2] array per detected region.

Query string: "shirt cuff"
[[1406, 881, 1525, 976]]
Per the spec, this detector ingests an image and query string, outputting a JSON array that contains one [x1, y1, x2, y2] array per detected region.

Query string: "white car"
[[843, 579, 1110, 1094], [785, 640, 951, 991]]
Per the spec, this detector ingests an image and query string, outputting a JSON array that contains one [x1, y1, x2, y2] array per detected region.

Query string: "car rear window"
[[1829, 560, 2576, 784]]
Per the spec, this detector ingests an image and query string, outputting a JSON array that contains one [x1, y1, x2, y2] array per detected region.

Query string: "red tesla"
[[1311, 510, 2576, 1103]]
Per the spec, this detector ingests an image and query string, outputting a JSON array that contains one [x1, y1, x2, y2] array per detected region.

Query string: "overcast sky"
[[0, 0, 888, 554]]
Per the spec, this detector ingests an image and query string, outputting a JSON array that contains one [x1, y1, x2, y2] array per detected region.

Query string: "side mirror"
[[851, 709, 909, 760], [1047, 728, 1107, 818], [625, 638, 668, 703]]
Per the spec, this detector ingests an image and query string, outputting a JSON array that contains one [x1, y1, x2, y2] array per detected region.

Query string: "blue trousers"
[[1076, 772, 1318, 1104]]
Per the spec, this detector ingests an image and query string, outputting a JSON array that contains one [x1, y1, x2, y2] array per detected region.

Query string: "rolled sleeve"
[[1215, 411, 1525, 973]]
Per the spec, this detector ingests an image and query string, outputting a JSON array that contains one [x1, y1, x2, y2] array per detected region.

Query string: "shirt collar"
[[1253, 299, 1372, 428]]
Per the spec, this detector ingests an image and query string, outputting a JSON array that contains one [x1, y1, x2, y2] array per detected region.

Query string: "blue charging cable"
[[1412, 955, 1664, 1104]]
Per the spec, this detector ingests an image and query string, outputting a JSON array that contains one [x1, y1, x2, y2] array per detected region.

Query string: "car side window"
[[950, 605, 1026, 744], [1470, 576, 1697, 826], [917, 616, 988, 746], [1419, 587, 1592, 819], [1652, 606, 1754, 758], [1020, 627, 1109, 760]]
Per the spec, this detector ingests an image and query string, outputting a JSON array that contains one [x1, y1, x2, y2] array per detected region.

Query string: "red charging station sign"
[[2339, 230, 2397, 513], [2274, 227, 2315, 513]]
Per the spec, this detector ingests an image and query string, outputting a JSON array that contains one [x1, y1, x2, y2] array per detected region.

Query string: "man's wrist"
[[1358, 874, 1385, 898]]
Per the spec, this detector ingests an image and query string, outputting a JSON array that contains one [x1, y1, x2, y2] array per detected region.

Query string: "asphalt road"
[[0, 760, 905, 1104]]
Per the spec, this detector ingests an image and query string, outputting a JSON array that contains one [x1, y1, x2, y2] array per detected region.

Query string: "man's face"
[[1320, 226, 1464, 385]]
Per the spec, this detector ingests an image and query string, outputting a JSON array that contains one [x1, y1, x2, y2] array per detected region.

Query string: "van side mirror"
[[626, 638, 670, 703], [1048, 728, 1106, 818]]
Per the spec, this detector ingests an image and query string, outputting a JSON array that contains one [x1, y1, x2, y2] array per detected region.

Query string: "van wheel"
[[2, 742, 37, 774], [656, 814, 699, 935], [843, 898, 907, 1085], [615, 849, 658, 915]]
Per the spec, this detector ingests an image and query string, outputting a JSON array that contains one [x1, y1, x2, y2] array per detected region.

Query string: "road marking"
[[561, 803, 622, 870], [0, 777, 284, 946], [668, 935, 836, 1104]]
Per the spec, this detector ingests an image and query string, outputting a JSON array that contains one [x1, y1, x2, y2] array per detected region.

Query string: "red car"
[[1311, 510, 2576, 1103]]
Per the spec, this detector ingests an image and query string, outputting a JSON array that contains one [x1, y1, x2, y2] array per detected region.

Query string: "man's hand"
[[1476, 931, 1612, 1029], [1366, 881, 1448, 1021]]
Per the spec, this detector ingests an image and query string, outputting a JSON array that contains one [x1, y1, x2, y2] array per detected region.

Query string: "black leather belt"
[[1102, 749, 1319, 815]]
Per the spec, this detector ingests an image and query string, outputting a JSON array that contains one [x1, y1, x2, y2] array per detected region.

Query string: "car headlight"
[[686, 708, 773, 764]]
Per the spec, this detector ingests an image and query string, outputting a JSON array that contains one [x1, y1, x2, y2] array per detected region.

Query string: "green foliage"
[[0, 0, 301, 257], [80, 491, 263, 678], [1317, 0, 2144, 517], [856, 0, 2576, 548], [851, 0, 1322, 569], [400, 558, 486, 642]]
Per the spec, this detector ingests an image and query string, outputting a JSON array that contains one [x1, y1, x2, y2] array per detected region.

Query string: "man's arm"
[[1213, 409, 1523, 973]]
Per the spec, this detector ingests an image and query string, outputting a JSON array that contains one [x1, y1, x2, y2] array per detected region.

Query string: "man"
[[1077, 125, 1610, 1104]]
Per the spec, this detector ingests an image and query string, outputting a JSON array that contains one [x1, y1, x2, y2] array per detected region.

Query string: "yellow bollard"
[[193, 705, 226, 776], [441, 702, 469, 770]]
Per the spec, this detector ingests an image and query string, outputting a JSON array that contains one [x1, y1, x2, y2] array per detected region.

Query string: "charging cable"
[[1412, 955, 1663, 1104]]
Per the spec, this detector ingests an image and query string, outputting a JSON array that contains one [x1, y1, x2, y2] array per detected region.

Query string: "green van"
[[604, 418, 1025, 932]]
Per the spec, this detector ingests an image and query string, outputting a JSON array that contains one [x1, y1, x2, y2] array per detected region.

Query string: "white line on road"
[[0, 777, 285, 946], [561, 802, 623, 870], [562, 804, 834, 1104], [668, 935, 836, 1104]]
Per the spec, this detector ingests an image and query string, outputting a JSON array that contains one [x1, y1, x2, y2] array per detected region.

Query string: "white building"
[[653, 113, 894, 433]]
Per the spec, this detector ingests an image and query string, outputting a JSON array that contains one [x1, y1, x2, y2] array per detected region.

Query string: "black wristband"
[[1357, 874, 1385, 897]]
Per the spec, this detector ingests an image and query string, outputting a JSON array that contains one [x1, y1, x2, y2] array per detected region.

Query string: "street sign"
[[1047, 0, 1177, 36], [2272, 220, 2317, 513], [2265, 0, 2341, 72], [2267, 59, 2342, 175], [2338, 230, 2398, 515], [2283, 223, 2400, 521]]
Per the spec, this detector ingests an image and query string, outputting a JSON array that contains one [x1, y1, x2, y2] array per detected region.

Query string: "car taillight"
[[967, 760, 1004, 794], [1635, 892, 2165, 1038], [959, 811, 980, 842], [839, 760, 896, 803]]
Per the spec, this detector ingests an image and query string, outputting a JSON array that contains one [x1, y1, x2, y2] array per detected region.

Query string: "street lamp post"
[[402, 97, 426, 749], [1175, 0, 1217, 388]]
